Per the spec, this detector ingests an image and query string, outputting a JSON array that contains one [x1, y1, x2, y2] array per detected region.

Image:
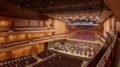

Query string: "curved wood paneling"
[[104, 0, 120, 21]]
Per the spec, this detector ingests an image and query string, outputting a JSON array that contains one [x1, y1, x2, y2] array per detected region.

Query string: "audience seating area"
[[0, 55, 37, 67], [37, 50, 54, 59], [33, 54, 83, 67], [71, 32, 97, 41], [13, 27, 49, 31], [48, 40, 102, 58]]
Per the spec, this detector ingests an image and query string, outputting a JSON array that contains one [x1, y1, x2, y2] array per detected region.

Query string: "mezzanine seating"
[[0, 55, 37, 67], [31, 36, 50, 42], [37, 50, 54, 59], [0, 40, 28, 49], [33, 55, 83, 67], [71, 32, 97, 41], [13, 27, 49, 31]]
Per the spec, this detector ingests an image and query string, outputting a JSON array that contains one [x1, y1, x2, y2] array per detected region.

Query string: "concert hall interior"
[[0, 0, 120, 67]]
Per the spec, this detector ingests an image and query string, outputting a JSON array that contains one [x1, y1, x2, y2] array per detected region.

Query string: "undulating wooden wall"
[[0, 15, 69, 61], [0, 16, 51, 61], [103, 18, 111, 32], [115, 22, 120, 32], [103, 17, 116, 33]]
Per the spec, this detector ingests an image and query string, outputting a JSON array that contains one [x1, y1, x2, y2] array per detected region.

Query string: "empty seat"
[[37, 50, 53, 59], [33, 55, 83, 67], [0, 55, 37, 67]]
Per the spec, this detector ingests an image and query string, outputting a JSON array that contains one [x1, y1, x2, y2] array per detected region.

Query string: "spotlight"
[[96, 16, 99, 19]]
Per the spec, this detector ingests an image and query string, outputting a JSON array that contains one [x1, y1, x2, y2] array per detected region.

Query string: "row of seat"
[[33, 54, 83, 67], [71, 32, 97, 41], [0, 55, 37, 67], [37, 50, 54, 59]]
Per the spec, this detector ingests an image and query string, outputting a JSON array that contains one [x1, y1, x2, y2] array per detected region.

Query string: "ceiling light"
[[96, 16, 99, 19], [26, 4, 30, 7], [80, 18, 82, 20], [83, 16, 85, 19], [58, 17, 62, 19], [69, 17, 72, 19], [89, 16, 93, 19], [75, 16, 79, 19], [72, 18, 76, 20]]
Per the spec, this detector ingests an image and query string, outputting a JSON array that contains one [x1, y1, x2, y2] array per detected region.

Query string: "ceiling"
[[4, 0, 105, 13], [0, 0, 113, 22]]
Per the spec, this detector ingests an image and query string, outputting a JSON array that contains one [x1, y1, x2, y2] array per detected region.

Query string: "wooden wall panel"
[[28, 33, 46, 39], [0, 20, 10, 27], [54, 20, 69, 34], [103, 18, 111, 33], [0, 53, 8, 61], [36, 44, 44, 53], [115, 22, 120, 32], [29, 20, 39, 27], [12, 48, 23, 58], [14, 19, 29, 27], [46, 19, 53, 29], [7, 35, 17, 42], [11, 46, 31, 58], [0, 34, 27, 44], [17, 34, 27, 41], [21, 46, 31, 56], [39, 21, 44, 27], [111, 17, 115, 31], [30, 44, 44, 55], [0, 37, 6, 44]]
